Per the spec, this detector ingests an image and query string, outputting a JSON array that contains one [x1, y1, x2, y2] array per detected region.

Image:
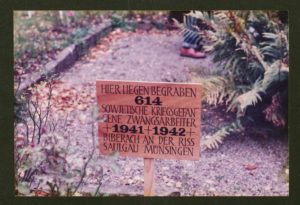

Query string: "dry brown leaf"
[[244, 163, 257, 171]]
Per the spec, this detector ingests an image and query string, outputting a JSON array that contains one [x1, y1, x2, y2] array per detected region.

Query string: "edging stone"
[[19, 20, 112, 91]]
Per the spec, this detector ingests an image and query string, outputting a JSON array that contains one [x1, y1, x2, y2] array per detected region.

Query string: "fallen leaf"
[[244, 164, 257, 171], [34, 190, 49, 197]]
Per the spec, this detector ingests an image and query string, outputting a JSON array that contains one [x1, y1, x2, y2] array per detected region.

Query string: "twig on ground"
[[72, 112, 96, 195]]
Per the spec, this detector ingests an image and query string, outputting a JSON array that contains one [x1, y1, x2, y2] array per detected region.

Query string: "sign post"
[[96, 80, 202, 196], [144, 158, 155, 196]]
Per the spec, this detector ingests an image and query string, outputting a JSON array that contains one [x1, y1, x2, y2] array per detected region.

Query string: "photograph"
[[13, 10, 289, 197]]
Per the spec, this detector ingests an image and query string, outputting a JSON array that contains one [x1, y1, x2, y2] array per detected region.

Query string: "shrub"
[[177, 11, 288, 148]]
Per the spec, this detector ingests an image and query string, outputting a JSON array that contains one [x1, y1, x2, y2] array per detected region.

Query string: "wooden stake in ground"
[[144, 158, 155, 196]]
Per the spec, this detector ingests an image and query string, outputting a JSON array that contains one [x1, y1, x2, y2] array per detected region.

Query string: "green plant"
[[111, 13, 137, 31], [179, 11, 288, 148]]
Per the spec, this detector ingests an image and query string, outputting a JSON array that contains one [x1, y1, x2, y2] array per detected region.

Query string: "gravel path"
[[55, 30, 288, 196]]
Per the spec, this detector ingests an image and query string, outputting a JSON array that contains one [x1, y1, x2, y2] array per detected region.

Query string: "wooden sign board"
[[96, 80, 202, 160]]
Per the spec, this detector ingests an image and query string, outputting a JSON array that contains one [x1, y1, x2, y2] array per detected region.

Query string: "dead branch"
[[72, 112, 96, 195]]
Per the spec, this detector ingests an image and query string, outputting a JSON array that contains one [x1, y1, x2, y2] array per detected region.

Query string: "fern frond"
[[262, 60, 281, 88], [203, 119, 244, 149], [173, 15, 202, 46], [191, 76, 236, 106], [228, 79, 264, 113], [263, 32, 288, 58], [203, 128, 228, 149]]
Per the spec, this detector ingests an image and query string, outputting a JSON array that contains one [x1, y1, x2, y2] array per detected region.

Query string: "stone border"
[[18, 18, 177, 91], [19, 20, 113, 91]]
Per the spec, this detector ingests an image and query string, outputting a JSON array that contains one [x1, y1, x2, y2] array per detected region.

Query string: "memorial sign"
[[96, 80, 202, 160]]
